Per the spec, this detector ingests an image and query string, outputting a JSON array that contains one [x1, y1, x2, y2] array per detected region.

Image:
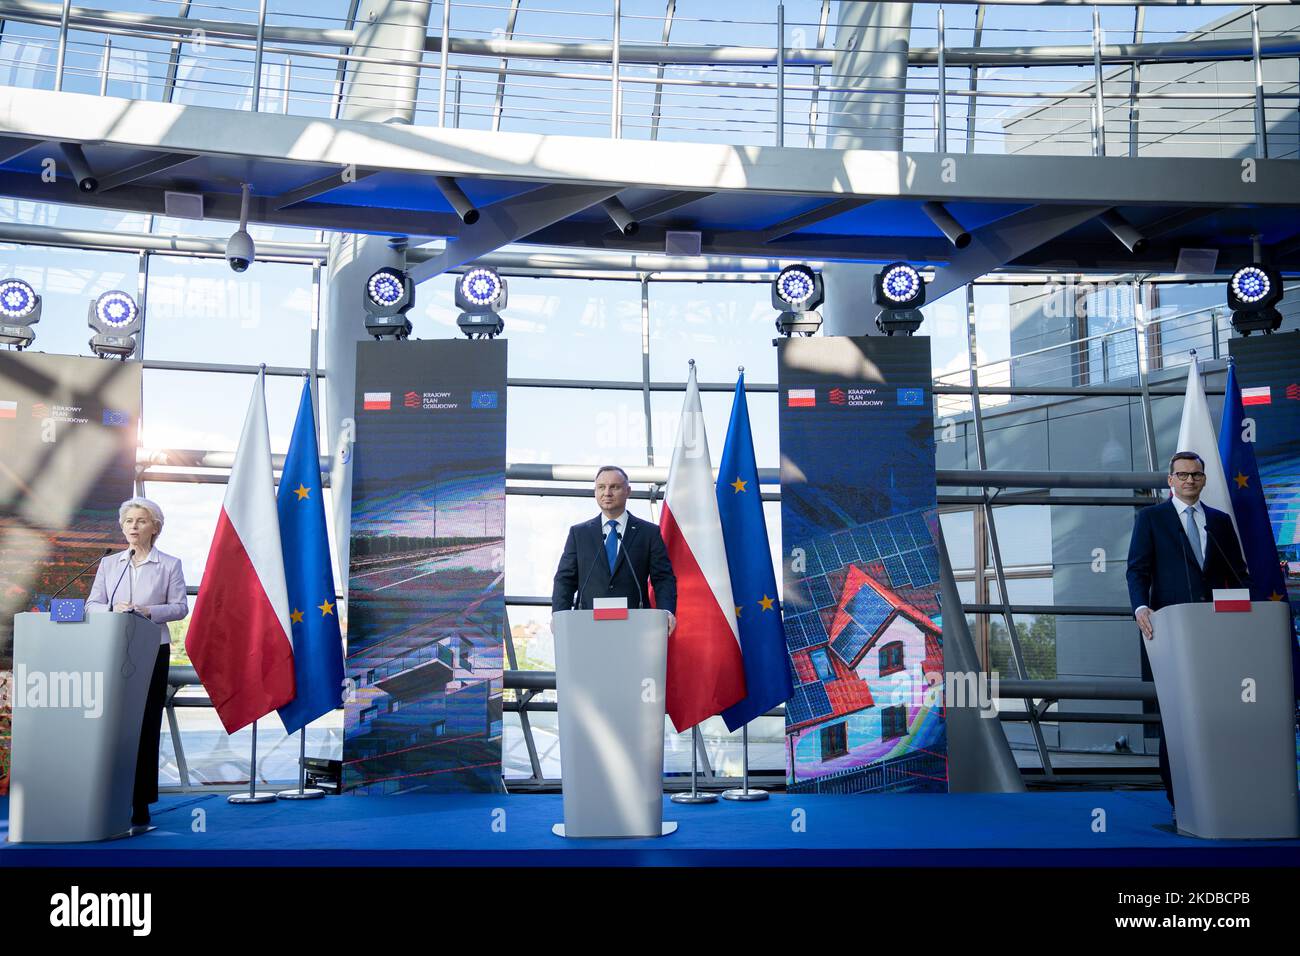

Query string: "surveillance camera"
[[225, 228, 255, 273]]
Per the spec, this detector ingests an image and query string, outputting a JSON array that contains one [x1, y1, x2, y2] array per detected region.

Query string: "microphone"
[[620, 532, 645, 610], [49, 548, 112, 601], [573, 542, 607, 611], [108, 549, 135, 609], [1206, 524, 1250, 591]]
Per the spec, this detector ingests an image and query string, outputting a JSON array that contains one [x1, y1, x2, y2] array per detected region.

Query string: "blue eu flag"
[[716, 372, 794, 731], [1218, 359, 1297, 696], [277, 380, 346, 734]]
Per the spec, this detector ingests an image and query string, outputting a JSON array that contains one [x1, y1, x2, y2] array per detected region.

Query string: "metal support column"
[[251, 0, 268, 111], [1252, 5, 1268, 159], [965, 283, 1055, 778], [936, 5, 947, 153], [1091, 3, 1105, 157], [611, 0, 622, 137], [776, 3, 785, 146]]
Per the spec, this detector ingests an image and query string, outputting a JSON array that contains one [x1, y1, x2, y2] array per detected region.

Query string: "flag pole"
[[277, 728, 325, 800], [723, 722, 768, 801], [228, 718, 276, 804], [670, 726, 718, 804]]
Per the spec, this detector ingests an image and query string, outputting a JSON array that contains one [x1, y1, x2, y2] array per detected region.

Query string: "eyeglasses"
[[1171, 471, 1206, 481]]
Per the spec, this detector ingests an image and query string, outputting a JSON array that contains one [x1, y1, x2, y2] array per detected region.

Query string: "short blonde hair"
[[119, 497, 165, 538]]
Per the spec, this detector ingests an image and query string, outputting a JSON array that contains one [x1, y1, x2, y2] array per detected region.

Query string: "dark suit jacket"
[[551, 513, 677, 614], [1126, 497, 1250, 613]]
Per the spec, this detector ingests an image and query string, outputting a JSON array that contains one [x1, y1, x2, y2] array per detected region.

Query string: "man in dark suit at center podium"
[[1126, 450, 1250, 820], [552, 465, 677, 633]]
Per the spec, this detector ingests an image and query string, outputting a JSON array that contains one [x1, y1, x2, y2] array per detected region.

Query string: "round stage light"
[[1229, 266, 1270, 305], [775, 266, 818, 308], [461, 268, 503, 308], [94, 291, 138, 328], [879, 263, 922, 305], [0, 279, 37, 320], [367, 268, 407, 309]]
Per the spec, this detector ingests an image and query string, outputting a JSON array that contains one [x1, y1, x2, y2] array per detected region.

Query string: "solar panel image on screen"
[[788, 681, 833, 725], [830, 619, 874, 665], [807, 575, 835, 609]]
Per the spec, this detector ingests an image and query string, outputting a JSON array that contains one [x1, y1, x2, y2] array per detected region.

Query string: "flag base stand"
[[670, 726, 718, 803], [228, 792, 277, 804], [277, 730, 325, 799], [276, 788, 325, 800], [670, 791, 718, 804], [722, 726, 768, 800], [229, 720, 275, 804]]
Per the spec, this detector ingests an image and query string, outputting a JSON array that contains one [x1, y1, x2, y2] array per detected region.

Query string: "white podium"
[[551, 608, 676, 838], [1148, 600, 1300, 840], [8, 611, 156, 843]]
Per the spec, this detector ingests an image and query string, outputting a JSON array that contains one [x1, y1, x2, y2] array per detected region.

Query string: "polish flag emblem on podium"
[[1213, 589, 1251, 612], [593, 597, 629, 621]]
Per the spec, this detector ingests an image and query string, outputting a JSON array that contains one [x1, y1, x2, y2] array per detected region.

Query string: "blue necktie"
[[1184, 505, 1204, 568], [605, 519, 619, 571]]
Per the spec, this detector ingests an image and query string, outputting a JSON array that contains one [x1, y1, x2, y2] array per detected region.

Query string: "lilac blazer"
[[86, 548, 188, 646]]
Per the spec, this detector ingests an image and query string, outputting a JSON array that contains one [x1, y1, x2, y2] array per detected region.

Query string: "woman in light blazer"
[[86, 496, 188, 829]]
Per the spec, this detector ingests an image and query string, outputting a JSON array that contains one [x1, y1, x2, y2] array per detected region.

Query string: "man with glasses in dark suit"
[[1127, 450, 1250, 822]]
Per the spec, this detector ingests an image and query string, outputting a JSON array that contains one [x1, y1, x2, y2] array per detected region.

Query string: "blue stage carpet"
[[2, 791, 1298, 867]]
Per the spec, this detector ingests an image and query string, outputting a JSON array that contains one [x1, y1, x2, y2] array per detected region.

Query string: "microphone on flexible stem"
[[108, 548, 135, 609], [1206, 525, 1250, 591], [573, 545, 607, 611], [619, 532, 645, 610], [49, 547, 112, 602]]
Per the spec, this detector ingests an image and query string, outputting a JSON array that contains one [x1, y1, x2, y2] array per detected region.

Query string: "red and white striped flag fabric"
[[1212, 588, 1251, 612], [186, 370, 296, 734], [659, 363, 746, 731]]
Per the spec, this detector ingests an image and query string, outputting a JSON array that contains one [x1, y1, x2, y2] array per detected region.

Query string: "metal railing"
[[1, 0, 1298, 155]]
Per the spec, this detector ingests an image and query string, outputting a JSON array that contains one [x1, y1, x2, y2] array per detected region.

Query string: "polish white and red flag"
[[186, 370, 296, 734], [659, 363, 746, 731], [1212, 588, 1252, 612], [1240, 386, 1271, 406]]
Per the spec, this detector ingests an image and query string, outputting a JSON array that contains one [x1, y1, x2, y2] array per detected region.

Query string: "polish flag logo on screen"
[[1213, 588, 1251, 612], [363, 392, 391, 411], [788, 389, 815, 408], [593, 597, 629, 621], [1241, 387, 1271, 406], [0, 400, 15, 419]]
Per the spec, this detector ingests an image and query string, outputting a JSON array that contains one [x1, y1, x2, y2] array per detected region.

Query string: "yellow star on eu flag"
[[759, 595, 775, 611], [294, 483, 311, 500], [731, 477, 747, 493], [1270, 591, 1285, 602], [1234, 472, 1249, 489], [318, 599, 335, 617], [290, 608, 304, 624], [735, 605, 743, 617]]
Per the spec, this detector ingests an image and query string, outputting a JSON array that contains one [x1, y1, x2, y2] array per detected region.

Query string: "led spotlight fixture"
[[363, 266, 414, 339], [1227, 263, 1283, 335], [87, 290, 141, 358], [873, 261, 927, 336], [0, 278, 40, 349], [772, 265, 824, 337], [455, 267, 508, 339]]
